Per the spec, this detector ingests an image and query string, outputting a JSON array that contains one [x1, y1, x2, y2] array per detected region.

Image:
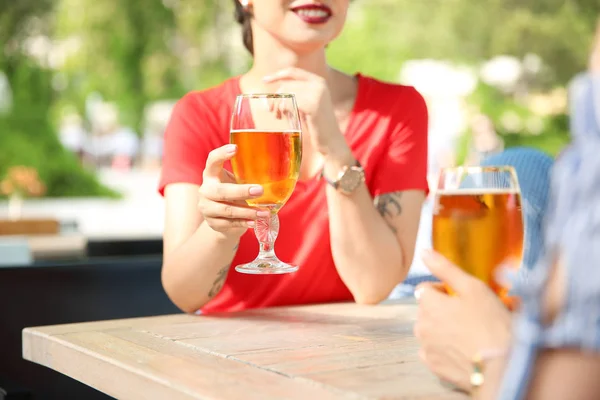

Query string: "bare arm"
[[524, 350, 600, 400], [261, 67, 426, 303], [325, 151, 425, 304], [161, 145, 263, 313], [476, 351, 600, 400], [161, 184, 239, 313], [476, 261, 599, 400]]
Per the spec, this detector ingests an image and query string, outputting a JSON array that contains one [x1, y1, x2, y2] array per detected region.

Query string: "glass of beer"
[[229, 93, 302, 274], [432, 166, 524, 301]]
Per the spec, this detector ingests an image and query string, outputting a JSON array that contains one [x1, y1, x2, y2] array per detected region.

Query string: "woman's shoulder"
[[355, 73, 428, 128], [358, 73, 426, 105]]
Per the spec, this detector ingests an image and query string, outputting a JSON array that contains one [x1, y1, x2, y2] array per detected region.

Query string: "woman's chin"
[[282, 34, 336, 53]]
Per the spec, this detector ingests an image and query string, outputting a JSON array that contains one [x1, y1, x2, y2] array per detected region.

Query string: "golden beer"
[[230, 129, 301, 210], [432, 189, 524, 299]]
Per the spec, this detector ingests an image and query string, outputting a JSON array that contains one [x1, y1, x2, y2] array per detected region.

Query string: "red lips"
[[290, 3, 333, 24]]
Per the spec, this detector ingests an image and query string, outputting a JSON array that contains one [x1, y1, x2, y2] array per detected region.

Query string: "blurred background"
[[1, 3, 599, 398], [0, 0, 598, 255]]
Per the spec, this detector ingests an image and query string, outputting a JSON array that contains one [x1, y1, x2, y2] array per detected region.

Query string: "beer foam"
[[230, 129, 301, 134], [434, 188, 521, 195]]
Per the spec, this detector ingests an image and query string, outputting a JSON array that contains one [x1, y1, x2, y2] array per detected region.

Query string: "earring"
[[241, 0, 251, 11]]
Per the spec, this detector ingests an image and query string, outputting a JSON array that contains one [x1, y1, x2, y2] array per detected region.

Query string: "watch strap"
[[320, 159, 362, 188]]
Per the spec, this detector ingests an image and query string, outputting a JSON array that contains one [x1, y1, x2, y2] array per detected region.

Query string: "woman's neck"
[[250, 46, 329, 78], [242, 29, 332, 89], [240, 29, 357, 109]]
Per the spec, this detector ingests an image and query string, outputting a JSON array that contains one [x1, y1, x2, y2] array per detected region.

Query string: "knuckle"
[[207, 183, 229, 201], [223, 204, 235, 218], [232, 219, 246, 228], [214, 184, 225, 199]]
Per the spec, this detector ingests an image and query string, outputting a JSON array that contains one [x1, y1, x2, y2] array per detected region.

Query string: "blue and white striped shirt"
[[498, 72, 600, 399]]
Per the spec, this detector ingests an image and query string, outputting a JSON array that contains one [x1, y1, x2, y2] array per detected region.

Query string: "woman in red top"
[[159, 0, 428, 313]]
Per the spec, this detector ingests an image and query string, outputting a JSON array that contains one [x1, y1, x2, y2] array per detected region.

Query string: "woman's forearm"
[[326, 184, 406, 303], [477, 350, 600, 400], [161, 222, 240, 313], [474, 355, 506, 400], [324, 152, 407, 304]]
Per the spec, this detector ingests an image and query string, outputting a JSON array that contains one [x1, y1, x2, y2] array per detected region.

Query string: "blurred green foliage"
[[0, 61, 118, 198], [330, 0, 599, 86], [470, 83, 571, 156], [500, 115, 571, 156], [453, 83, 571, 164], [328, 0, 592, 162], [0, 1, 118, 198], [1, 0, 598, 197]]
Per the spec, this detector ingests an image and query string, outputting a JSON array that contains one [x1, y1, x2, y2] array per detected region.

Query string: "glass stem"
[[254, 210, 279, 260]]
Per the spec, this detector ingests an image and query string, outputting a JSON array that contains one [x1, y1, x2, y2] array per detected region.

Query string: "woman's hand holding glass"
[[414, 250, 512, 392], [229, 93, 302, 274], [197, 144, 268, 240]]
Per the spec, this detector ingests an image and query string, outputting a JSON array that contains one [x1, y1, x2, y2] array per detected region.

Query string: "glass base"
[[234, 257, 298, 275]]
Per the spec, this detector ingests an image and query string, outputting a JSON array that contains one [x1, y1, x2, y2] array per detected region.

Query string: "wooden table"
[[23, 301, 466, 400]]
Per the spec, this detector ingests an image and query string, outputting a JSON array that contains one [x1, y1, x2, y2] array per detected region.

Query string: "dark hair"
[[233, 1, 254, 55]]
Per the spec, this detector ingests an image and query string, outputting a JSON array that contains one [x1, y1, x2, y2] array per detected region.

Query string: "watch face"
[[339, 167, 364, 194]]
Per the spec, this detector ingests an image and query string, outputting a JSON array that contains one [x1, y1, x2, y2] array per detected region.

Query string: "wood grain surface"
[[23, 301, 467, 400]]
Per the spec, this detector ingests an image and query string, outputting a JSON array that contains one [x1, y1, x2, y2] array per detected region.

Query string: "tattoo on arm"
[[374, 191, 403, 233], [208, 263, 230, 298], [207, 243, 238, 299]]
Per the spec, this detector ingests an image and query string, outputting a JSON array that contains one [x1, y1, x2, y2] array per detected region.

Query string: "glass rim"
[[236, 93, 295, 99], [440, 165, 517, 174], [437, 165, 521, 192]]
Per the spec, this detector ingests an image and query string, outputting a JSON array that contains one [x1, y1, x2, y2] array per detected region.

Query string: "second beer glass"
[[432, 166, 524, 301]]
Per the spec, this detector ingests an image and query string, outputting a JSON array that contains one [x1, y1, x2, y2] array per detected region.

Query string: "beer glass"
[[432, 166, 524, 300], [230, 94, 302, 274]]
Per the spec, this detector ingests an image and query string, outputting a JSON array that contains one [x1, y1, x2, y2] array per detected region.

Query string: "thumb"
[[204, 144, 237, 180], [421, 249, 475, 295], [221, 169, 237, 184]]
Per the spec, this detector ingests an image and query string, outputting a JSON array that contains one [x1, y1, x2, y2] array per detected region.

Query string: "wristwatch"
[[321, 159, 366, 195]]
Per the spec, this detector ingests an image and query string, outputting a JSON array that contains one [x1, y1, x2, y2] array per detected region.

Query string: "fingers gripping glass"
[[230, 94, 302, 274], [432, 166, 524, 302]]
